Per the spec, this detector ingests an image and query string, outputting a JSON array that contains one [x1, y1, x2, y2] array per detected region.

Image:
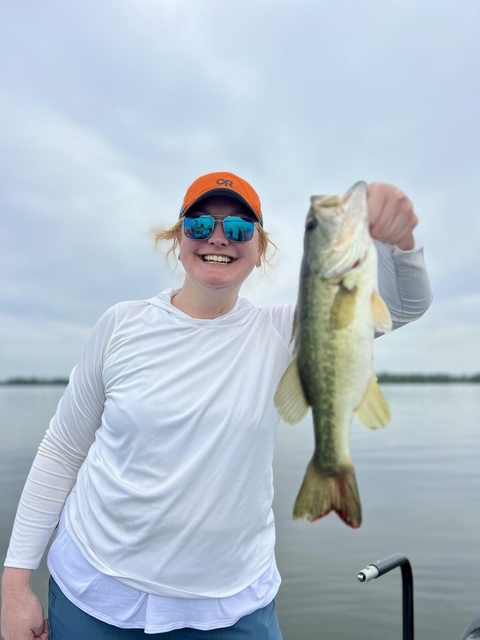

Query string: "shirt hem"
[[49, 566, 279, 633]]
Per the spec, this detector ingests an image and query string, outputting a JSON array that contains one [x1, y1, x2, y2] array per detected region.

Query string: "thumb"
[[34, 617, 49, 640]]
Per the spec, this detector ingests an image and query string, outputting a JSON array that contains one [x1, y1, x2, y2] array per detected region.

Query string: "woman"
[[1, 171, 432, 640]]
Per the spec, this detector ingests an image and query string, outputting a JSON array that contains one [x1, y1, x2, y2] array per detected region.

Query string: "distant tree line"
[[0, 377, 70, 385], [1, 374, 480, 385], [377, 373, 480, 383]]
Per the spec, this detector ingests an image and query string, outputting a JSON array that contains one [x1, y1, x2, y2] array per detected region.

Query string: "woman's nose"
[[208, 220, 229, 245]]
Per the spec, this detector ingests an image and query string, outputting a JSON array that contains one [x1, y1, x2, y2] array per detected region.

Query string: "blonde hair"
[[154, 220, 276, 268]]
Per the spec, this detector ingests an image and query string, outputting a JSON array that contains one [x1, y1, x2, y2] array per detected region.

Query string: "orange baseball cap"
[[179, 171, 263, 225]]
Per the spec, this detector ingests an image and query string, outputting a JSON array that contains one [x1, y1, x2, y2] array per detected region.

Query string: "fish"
[[274, 181, 392, 528]]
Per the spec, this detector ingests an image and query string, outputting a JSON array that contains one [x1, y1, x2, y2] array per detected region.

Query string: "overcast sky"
[[1, 0, 479, 378]]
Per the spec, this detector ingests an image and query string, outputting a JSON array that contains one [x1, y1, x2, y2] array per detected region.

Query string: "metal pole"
[[357, 554, 414, 640]]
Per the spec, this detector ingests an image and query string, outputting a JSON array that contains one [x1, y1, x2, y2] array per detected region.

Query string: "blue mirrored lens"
[[222, 217, 255, 242], [183, 215, 215, 240], [183, 215, 255, 242]]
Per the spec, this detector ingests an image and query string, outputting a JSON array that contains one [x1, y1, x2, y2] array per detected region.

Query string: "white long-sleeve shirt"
[[5, 243, 432, 628], [9, 294, 295, 595]]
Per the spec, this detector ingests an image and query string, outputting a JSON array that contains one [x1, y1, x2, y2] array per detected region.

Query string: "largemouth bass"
[[274, 181, 392, 528]]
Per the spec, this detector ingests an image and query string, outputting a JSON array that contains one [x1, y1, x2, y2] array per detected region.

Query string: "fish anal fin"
[[293, 459, 362, 529], [330, 284, 358, 330], [274, 357, 309, 424], [372, 291, 392, 333], [355, 373, 391, 429]]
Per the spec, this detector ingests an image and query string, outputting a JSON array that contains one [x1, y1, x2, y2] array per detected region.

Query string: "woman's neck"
[[170, 282, 239, 319]]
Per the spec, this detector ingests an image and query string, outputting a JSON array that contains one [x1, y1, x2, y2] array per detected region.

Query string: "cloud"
[[0, 0, 479, 377]]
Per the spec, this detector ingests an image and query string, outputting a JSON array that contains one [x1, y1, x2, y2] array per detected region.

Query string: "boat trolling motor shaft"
[[357, 555, 480, 639], [357, 554, 414, 640]]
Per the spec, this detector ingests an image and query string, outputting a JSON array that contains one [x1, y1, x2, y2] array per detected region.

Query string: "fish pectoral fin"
[[372, 291, 392, 333], [274, 357, 309, 424], [330, 284, 358, 330], [355, 373, 391, 429]]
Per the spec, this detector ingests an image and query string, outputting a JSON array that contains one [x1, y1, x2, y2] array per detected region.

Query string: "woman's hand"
[[367, 182, 419, 251], [1, 568, 49, 640]]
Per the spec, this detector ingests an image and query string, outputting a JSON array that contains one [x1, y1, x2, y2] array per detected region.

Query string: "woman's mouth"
[[201, 255, 233, 264]]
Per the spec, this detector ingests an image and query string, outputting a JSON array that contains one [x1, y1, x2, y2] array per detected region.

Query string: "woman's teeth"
[[203, 255, 232, 263]]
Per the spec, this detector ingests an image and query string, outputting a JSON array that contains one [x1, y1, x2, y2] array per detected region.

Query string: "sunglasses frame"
[[182, 214, 256, 243]]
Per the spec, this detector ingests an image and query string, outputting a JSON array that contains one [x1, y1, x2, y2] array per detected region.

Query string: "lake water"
[[1, 384, 479, 639]]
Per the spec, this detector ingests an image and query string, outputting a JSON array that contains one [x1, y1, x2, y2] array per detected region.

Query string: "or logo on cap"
[[216, 178, 234, 188]]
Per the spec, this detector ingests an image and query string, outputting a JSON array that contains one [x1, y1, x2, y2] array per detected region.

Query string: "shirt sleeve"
[[4, 306, 117, 569], [375, 240, 433, 331]]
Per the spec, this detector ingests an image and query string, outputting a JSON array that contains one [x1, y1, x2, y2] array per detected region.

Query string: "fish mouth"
[[310, 194, 343, 213], [306, 181, 370, 277], [310, 182, 368, 221], [200, 254, 233, 264]]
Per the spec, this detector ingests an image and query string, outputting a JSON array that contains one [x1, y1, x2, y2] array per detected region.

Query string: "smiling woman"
[[153, 173, 277, 319], [1, 171, 432, 640], [173, 196, 263, 317]]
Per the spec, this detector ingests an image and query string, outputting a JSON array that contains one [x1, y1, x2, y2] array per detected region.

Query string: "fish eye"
[[306, 218, 318, 232]]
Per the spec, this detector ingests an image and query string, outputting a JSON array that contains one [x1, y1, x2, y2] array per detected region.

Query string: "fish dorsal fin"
[[355, 373, 391, 430], [372, 291, 392, 333], [274, 356, 310, 424], [330, 284, 358, 330]]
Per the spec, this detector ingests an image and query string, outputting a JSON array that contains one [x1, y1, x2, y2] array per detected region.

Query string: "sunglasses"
[[183, 215, 256, 242]]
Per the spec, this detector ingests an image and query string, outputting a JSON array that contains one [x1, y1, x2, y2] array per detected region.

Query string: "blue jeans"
[[48, 577, 283, 639]]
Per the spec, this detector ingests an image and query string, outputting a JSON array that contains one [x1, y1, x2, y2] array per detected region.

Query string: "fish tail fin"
[[292, 459, 362, 528]]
